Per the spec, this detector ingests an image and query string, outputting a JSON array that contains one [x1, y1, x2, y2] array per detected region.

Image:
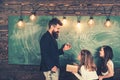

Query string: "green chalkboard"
[[8, 16, 120, 67]]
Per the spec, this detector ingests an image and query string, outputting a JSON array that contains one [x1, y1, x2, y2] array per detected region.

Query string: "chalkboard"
[[8, 16, 120, 67]]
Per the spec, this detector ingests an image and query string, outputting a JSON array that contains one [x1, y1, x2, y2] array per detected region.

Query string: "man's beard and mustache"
[[52, 31, 59, 39]]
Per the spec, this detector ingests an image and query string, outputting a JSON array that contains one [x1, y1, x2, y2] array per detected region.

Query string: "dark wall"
[[0, 25, 44, 80], [0, 25, 120, 80]]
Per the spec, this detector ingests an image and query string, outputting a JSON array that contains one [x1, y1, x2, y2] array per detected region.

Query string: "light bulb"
[[30, 14, 37, 21], [77, 20, 81, 28], [62, 16, 67, 25], [105, 18, 111, 27], [17, 19, 25, 29], [88, 17, 94, 26]]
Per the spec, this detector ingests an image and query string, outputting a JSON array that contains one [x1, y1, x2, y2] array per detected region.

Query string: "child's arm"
[[73, 72, 84, 80], [99, 62, 114, 80]]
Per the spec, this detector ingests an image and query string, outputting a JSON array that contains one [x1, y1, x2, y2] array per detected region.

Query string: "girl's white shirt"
[[101, 59, 114, 75], [73, 65, 98, 80]]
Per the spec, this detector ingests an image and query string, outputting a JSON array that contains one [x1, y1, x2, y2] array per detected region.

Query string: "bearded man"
[[39, 18, 71, 80]]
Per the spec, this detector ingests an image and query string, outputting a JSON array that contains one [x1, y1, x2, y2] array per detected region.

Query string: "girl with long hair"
[[73, 49, 98, 80], [98, 45, 114, 80]]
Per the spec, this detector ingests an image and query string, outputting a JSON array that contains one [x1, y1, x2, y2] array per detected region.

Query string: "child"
[[98, 45, 114, 80], [73, 49, 98, 80]]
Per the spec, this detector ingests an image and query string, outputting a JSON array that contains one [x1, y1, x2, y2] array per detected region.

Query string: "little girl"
[[73, 49, 98, 80], [98, 45, 114, 80]]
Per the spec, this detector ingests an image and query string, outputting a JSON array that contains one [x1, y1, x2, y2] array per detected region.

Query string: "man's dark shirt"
[[40, 31, 64, 71]]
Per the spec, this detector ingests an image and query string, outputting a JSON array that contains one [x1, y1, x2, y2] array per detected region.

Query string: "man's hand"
[[51, 66, 58, 72], [63, 43, 71, 51]]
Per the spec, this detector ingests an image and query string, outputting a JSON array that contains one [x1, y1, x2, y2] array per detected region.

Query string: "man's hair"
[[48, 18, 63, 28]]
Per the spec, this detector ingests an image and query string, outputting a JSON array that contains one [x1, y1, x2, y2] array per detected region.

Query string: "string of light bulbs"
[[17, 4, 113, 29]]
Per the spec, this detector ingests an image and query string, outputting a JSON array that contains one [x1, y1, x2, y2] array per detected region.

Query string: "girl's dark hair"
[[100, 45, 113, 73], [79, 49, 97, 71], [48, 18, 63, 28]]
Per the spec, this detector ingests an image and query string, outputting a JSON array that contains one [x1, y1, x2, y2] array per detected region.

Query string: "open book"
[[66, 64, 84, 80], [66, 64, 79, 73]]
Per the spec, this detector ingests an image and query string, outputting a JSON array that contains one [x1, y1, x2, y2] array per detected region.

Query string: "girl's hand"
[[99, 76, 103, 80]]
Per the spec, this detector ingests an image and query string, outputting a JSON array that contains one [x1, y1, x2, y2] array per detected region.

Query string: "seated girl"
[[73, 49, 98, 80], [98, 45, 114, 80]]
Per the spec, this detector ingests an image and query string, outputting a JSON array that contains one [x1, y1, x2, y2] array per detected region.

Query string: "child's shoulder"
[[81, 65, 85, 69], [107, 59, 113, 65], [80, 65, 85, 70], [80, 65, 87, 71]]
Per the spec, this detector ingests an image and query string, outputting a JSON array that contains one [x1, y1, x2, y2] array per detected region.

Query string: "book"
[[66, 64, 79, 73]]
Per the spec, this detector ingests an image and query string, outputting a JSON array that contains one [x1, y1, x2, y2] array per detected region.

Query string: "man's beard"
[[52, 31, 59, 39]]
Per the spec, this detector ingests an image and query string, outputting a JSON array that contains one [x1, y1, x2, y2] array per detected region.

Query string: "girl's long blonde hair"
[[79, 49, 97, 71]]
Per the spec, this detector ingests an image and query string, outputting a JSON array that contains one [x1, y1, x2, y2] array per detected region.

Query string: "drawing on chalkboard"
[[8, 16, 120, 67]]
